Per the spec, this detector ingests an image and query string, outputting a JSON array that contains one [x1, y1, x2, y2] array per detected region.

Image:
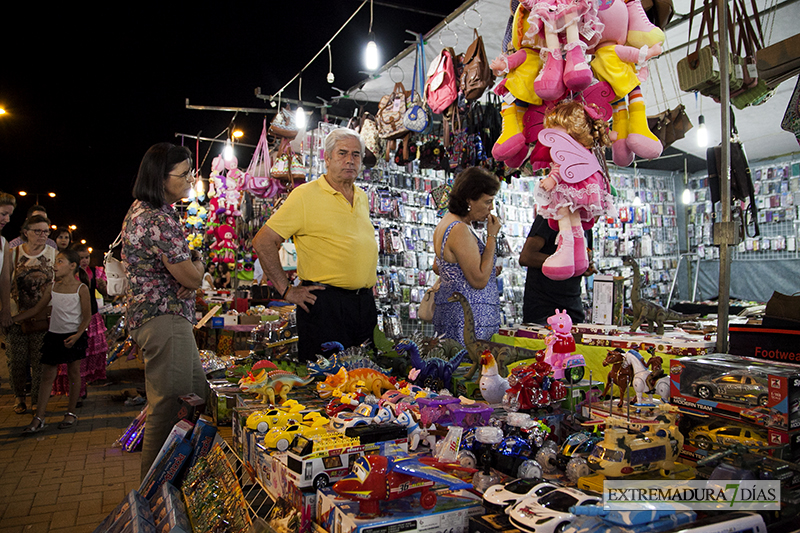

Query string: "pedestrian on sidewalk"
[[13, 248, 92, 433]]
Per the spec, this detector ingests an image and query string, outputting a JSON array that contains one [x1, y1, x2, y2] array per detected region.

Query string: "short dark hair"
[[72, 243, 89, 254], [27, 204, 46, 217], [132, 143, 193, 208], [448, 167, 501, 216], [54, 226, 72, 240], [0, 191, 16, 208], [21, 214, 51, 242]]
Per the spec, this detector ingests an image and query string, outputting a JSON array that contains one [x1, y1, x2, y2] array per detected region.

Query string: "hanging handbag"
[[376, 82, 411, 140], [356, 108, 383, 165], [425, 47, 458, 114], [403, 40, 431, 133], [756, 33, 800, 88], [677, 0, 734, 94], [781, 75, 800, 144], [418, 278, 440, 323], [244, 118, 278, 198], [640, 0, 674, 29], [104, 231, 129, 297], [647, 104, 693, 148], [269, 105, 299, 139], [460, 29, 494, 101]]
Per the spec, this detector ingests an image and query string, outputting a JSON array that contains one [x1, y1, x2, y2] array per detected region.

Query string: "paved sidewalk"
[[0, 342, 146, 533]]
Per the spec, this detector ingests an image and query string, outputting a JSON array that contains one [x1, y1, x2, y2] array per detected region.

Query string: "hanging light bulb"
[[364, 1, 379, 71], [223, 139, 234, 161], [296, 77, 307, 130], [696, 114, 708, 147], [195, 177, 205, 198], [327, 44, 335, 84], [682, 188, 693, 204], [365, 35, 379, 71], [681, 158, 692, 204], [633, 193, 642, 206]]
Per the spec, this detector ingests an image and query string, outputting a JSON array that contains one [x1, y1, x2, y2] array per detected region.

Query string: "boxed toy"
[[93, 490, 154, 533], [670, 354, 800, 430], [581, 333, 715, 356], [176, 393, 205, 424], [469, 513, 523, 533], [317, 488, 482, 533], [187, 416, 219, 470], [139, 420, 194, 499], [591, 275, 624, 325]]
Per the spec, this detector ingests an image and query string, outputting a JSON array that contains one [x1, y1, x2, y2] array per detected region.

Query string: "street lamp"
[[18, 191, 56, 204]]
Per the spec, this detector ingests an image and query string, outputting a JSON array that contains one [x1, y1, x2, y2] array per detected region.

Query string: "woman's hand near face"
[[486, 213, 502, 236]]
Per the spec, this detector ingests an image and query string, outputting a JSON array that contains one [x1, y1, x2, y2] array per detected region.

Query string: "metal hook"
[[389, 64, 404, 83], [438, 21, 459, 48], [352, 89, 368, 107], [462, 5, 482, 31]]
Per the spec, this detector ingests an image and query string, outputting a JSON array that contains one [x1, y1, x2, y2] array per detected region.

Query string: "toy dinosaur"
[[622, 256, 699, 335], [307, 342, 390, 380], [239, 369, 314, 405], [448, 292, 540, 379], [316, 367, 396, 399], [394, 338, 467, 393]]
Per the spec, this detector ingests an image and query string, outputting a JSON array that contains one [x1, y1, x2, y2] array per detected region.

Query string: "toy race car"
[[507, 486, 601, 533], [688, 421, 768, 450], [482, 478, 558, 512], [691, 372, 769, 407]]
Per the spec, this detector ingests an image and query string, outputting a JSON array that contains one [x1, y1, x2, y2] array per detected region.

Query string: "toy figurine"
[[479, 350, 509, 405], [600, 347, 655, 406], [503, 350, 567, 411], [644, 350, 670, 401], [238, 369, 314, 405], [601, 348, 632, 407], [535, 101, 613, 281], [316, 367, 396, 399], [394, 405, 430, 450], [395, 338, 467, 393], [543, 309, 586, 382]]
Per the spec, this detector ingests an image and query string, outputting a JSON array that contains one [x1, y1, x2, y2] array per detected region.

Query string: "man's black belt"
[[301, 280, 372, 295]]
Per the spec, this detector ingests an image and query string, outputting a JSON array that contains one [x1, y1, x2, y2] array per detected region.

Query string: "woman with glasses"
[[8, 214, 57, 414], [121, 143, 206, 479]]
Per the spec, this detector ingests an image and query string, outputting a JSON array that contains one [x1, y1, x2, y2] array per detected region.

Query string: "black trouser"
[[296, 282, 377, 362]]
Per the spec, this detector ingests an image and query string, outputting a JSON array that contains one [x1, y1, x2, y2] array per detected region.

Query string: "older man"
[[253, 128, 378, 361]]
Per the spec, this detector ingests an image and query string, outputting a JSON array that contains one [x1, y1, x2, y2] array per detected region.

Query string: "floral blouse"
[[10, 245, 56, 313], [121, 200, 194, 330]]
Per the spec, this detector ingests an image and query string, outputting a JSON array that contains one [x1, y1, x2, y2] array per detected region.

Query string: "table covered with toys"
[[98, 306, 800, 533]]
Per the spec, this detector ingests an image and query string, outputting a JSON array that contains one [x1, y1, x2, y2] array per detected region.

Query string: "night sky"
[[0, 1, 466, 258]]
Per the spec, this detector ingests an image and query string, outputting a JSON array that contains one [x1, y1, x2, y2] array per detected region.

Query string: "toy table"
[[490, 330, 715, 392]]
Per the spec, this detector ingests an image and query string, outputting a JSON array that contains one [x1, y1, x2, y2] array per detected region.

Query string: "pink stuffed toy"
[[212, 224, 236, 263], [534, 100, 614, 280]]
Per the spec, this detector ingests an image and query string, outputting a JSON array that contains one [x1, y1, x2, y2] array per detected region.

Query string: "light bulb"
[[223, 140, 234, 161], [327, 72, 335, 84], [195, 178, 205, 197], [365, 38, 379, 71], [296, 106, 307, 130], [633, 194, 642, 206], [697, 115, 708, 148], [682, 188, 693, 204]]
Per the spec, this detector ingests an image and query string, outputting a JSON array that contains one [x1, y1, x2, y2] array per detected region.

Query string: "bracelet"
[[281, 286, 291, 299], [487, 233, 498, 239]]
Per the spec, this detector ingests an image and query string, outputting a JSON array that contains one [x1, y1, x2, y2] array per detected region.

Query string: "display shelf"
[[686, 154, 800, 263]]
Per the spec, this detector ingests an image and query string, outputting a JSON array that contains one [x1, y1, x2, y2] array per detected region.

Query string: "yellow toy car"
[[688, 421, 768, 450], [246, 401, 306, 433], [264, 415, 331, 451]]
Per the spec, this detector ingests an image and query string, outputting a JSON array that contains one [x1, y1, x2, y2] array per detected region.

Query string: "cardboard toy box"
[[317, 488, 482, 533], [679, 410, 800, 462], [670, 354, 800, 430], [581, 333, 715, 356], [469, 513, 523, 533], [591, 275, 624, 326], [729, 324, 800, 363]]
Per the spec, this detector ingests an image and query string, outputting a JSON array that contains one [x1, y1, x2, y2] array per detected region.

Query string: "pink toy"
[[535, 100, 613, 280], [544, 309, 585, 381], [212, 224, 236, 263], [522, 0, 604, 100], [589, 0, 664, 166]]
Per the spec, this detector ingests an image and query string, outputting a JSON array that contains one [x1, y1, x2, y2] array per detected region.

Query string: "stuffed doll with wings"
[[534, 100, 614, 280]]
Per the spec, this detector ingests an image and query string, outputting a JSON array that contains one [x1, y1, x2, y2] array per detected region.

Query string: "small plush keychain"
[[534, 100, 614, 280]]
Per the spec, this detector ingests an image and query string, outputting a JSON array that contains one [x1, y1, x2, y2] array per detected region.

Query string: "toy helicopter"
[[332, 442, 472, 516]]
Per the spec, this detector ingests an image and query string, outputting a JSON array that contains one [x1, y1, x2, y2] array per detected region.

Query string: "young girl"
[[14, 248, 91, 433]]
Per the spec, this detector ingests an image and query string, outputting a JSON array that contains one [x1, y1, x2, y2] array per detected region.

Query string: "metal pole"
[[714, 0, 733, 354]]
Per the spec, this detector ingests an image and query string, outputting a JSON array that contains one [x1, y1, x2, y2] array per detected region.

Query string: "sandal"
[[58, 413, 78, 429], [14, 402, 26, 415], [22, 416, 46, 434]]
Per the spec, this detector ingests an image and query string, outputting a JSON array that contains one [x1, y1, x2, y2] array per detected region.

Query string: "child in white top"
[[14, 248, 91, 433]]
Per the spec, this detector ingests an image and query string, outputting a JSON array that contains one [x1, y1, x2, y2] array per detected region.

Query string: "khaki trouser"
[[130, 314, 206, 480]]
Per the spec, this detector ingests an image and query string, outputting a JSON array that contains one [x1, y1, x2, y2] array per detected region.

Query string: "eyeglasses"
[[27, 229, 49, 236], [169, 169, 197, 183]]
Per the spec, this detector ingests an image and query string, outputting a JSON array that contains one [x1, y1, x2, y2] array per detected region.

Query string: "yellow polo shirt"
[[266, 176, 378, 290]]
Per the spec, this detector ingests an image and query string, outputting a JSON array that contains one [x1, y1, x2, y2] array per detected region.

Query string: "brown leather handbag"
[[647, 104, 693, 149], [460, 29, 494, 101]]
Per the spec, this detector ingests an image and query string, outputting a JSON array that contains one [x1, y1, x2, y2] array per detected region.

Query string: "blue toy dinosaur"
[[394, 338, 466, 393]]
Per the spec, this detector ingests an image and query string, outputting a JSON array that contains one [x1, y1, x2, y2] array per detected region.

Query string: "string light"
[[696, 115, 708, 148], [681, 158, 692, 204], [296, 77, 307, 130], [327, 44, 335, 84], [223, 138, 234, 161], [365, 0, 379, 71]]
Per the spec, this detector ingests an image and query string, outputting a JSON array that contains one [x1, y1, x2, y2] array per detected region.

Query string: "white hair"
[[324, 128, 365, 159]]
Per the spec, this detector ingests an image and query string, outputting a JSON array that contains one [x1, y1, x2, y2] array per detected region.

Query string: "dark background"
[[0, 1, 466, 258]]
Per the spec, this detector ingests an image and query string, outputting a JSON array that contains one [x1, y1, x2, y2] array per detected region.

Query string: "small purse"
[[104, 231, 128, 297], [418, 278, 440, 323], [403, 40, 430, 133], [647, 104, 693, 148], [269, 105, 299, 139], [460, 29, 494, 101]]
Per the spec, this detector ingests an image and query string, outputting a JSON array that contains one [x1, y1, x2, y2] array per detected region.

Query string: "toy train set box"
[[316, 488, 482, 533], [670, 354, 800, 430]]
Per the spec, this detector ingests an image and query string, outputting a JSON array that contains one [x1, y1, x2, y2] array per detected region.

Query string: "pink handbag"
[[425, 47, 458, 114], [245, 119, 279, 198]]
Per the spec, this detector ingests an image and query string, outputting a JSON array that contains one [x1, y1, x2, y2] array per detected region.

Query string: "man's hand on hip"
[[286, 285, 326, 313]]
